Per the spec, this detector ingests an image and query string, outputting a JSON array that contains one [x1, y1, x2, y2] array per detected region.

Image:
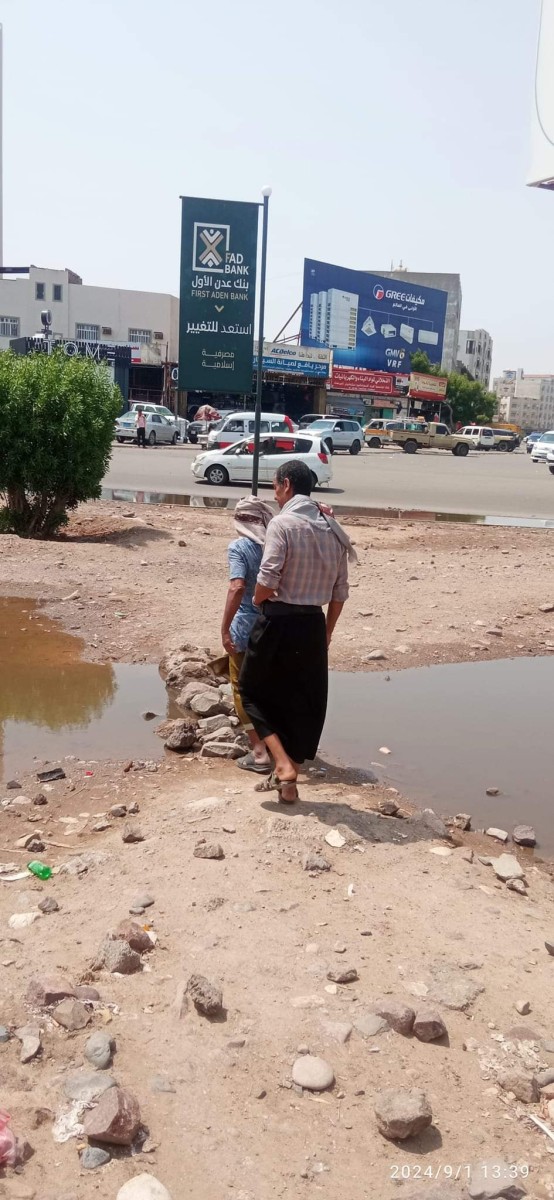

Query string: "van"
[[207, 411, 289, 450], [457, 426, 495, 450]]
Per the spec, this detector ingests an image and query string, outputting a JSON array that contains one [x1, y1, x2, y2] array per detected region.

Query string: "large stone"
[[63, 1071, 117, 1104], [413, 1007, 448, 1042], [198, 727, 235, 745], [354, 1012, 389, 1038], [163, 721, 197, 752], [80, 1146, 111, 1170], [374, 1088, 432, 1140], [85, 1030, 114, 1070], [486, 828, 509, 843], [200, 741, 243, 759], [414, 809, 449, 839], [97, 937, 142, 974], [512, 825, 536, 847], [83, 1086, 141, 1145], [490, 855, 525, 882], [116, 920, 155, 954], [122, 824, 144, 844], [292, 1055, 334, 1091], [320, 1020, 353, 1045], [427, 964, 484, 1011], [370, 999, 415, 1035], [468, 1160, 528, 1198], [187, 973, 223, 1016], [327, 967, 358, 984], [197, 714, 234, 735], [302, 851, 331, 872], [116, 1175, 173, 1200], [190, 690, 226, 718], [176, 680, 209, 709], [193, 841, 225, 860], [496, 1067, 538, 1103], [52, 999, 91, 1031], [26, 974, 75, 1007]]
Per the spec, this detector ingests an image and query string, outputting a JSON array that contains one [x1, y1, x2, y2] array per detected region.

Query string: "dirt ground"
[[2, 501, 554, 1199], [1, 499, 554, 672]]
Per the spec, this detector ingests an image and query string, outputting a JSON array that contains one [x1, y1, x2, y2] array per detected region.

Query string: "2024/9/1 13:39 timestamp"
[[390, 1164, 530, 1181]]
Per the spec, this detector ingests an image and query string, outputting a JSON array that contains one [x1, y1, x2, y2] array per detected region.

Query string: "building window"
[[53, 284, 63, 302], [129, 328, 152, 344], [466, 339, 475, 354], [75, 323, 100, 342], [35, 282, 45, 300], [0, 315, 19, 338]]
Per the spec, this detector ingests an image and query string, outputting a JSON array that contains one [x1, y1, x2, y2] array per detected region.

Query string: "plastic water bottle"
[[27, 861, 52, 881]]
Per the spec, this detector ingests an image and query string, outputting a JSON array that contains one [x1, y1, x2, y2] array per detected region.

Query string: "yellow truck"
[[390, 421, 470, 456]]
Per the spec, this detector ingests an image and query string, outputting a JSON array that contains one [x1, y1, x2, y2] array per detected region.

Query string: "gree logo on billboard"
[[192, 223, 230, 272]]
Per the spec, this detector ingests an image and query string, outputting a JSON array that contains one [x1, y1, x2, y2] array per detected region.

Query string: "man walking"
[[239, 459, 355, 803], [136, 407, 147, 448]]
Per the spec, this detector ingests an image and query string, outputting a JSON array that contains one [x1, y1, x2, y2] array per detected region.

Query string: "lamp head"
[[261, 186, 272, 198]]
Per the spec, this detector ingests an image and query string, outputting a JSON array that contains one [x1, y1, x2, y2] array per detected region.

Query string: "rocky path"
[[0, 755, 553, 1198]]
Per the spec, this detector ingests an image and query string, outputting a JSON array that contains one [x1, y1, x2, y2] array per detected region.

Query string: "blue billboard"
[[301, 259, 448, 375]]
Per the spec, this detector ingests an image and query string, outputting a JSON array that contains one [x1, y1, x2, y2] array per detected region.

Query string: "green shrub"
[[0, 350, 121, 537]]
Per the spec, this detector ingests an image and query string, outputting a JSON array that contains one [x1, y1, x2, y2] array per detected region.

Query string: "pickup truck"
[[390, 421, 470, 456]]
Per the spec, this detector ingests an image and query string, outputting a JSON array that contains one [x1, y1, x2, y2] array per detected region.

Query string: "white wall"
[[0, 266, 179, 359]]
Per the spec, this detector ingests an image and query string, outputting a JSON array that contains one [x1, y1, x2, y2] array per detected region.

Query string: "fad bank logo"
[[373, 284, 385, 301], [192, 222, 230, 272]]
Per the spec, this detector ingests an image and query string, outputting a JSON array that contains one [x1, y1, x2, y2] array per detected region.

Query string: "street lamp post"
[[251, 186, 271, 496]]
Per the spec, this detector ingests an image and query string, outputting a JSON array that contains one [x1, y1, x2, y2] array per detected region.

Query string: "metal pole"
[[252, 189, 271, 496]]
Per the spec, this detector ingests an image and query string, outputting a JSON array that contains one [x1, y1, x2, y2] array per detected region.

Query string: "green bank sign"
[[178, 196, 259, 393]]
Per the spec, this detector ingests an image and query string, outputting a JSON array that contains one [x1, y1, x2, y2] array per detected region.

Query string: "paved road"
[[103, 444, 554, 520]]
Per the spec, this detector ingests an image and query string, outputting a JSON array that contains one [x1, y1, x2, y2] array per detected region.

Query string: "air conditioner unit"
[[361, 314, 376, 337], [400, 323, 414, 344], [154, 331, 164, 340], [381, 323, 397, 338], [102, 326, 112, 336], [418, 329, 439, 346]]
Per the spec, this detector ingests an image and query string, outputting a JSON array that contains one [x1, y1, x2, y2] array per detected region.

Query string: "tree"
[[0, 350, 121, 537], [409, 350, 496, 426]]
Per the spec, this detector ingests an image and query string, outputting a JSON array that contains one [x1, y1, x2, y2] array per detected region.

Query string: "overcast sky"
[[3, 0, 548, 377]]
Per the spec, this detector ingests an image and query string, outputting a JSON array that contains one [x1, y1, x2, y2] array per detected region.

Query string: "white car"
[[547, 452, 554, 476], [115, 411, 179, 446], [457, 425, 496, 450], [129, 402, 176, 422], [191, 432, 332, 488], [531, 431, 554, 462], [306, 418, 364, 454]]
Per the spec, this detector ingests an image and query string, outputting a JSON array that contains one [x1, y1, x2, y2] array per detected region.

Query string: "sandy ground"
[[1, 500, 554, 672], [2, 502, 554, 1198]]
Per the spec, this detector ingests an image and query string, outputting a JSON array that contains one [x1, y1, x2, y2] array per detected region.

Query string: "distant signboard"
[[255, 341, 330, 377], [10, 336, 135, 364], [178, 196, 259, 393], [331, 366, 398, 394], [301, 259, 448, 375], [409, 372, 448, 400]]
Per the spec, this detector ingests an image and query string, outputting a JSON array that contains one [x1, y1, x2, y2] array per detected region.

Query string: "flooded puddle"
[[0, 598, 171, 784], [322, 657, 554, 853], [101, 488, 554, 529]]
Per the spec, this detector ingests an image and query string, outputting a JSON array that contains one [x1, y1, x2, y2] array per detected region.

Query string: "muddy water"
[[0, 598, 170, 783], [322, 657, 554, 853]]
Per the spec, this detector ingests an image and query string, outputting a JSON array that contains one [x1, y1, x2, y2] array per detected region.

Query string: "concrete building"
[[493, 368, 554, 431], [0, 265, 179, 362], [457, 328, 493, 387], [370, 268, 462, 373]]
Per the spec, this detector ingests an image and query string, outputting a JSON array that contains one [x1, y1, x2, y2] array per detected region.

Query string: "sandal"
[[255, 772, 299, 804], [236, 752, 272, 775]]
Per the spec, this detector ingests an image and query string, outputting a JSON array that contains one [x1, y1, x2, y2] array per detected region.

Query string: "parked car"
[[306, 418, 364, 454], [191, 433, 332, 488], [546, 451, 554, 475], [390, 421, 470, 456], [364, 418, 420, 448], [525, 431, 542, 454], [531, 431, 554, 462], [129, 402, 177, 424], [207, 411, 289, 450], [298, 411, 325, 430], [457, 426, 496, 450], [115, 411, 179, 446]]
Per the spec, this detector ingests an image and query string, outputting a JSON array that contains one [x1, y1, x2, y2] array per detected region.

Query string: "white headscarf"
[[234, 496, 274, 546], [282, 494, 358, 563]]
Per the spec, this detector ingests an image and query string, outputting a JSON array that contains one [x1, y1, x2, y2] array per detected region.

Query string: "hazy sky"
[[3, 0, 549, 377]]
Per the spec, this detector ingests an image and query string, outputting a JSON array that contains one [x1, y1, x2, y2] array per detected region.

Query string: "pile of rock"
[[158, 642, 245, 760]]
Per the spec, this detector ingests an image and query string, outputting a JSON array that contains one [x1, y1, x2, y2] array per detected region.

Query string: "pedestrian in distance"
[[221, 496, 275, 774], [239, 459, 356, 804], [136, 407, 146, 448]]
